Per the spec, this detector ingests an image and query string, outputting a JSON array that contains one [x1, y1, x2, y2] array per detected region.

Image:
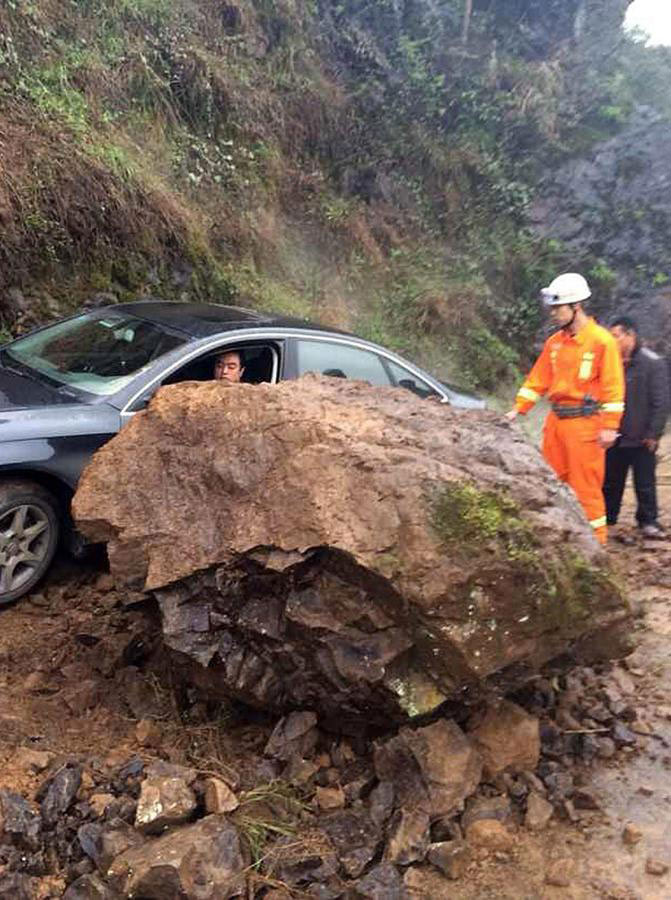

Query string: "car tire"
[[0, 479, 60, 605]]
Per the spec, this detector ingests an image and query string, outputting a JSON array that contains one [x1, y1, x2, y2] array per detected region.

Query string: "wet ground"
[[1, 440, 670, 898]]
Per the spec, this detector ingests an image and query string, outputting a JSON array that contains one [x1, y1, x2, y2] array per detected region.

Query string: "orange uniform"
[[515, 318, 624, 544]]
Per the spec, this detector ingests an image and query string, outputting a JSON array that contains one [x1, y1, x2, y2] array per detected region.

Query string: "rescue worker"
[[506, 273, 625, 544]]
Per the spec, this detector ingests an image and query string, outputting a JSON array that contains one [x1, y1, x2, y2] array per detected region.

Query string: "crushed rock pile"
[[0, 653, 658, 899]]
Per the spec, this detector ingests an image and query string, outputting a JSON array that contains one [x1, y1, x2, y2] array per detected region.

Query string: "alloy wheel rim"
[[0, 503, 51, 595]]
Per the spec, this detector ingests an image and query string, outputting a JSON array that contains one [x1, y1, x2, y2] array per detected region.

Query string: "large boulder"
[[73, 376, 631, 724]]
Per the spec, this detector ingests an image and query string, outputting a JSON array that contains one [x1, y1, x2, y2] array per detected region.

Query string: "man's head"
[[609, 315, 638, 359], [541, 272, 591, 331], [214, 350, 244, 383]]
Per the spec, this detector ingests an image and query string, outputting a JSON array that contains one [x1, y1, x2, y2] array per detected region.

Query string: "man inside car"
[[214, 350, 245, 384]]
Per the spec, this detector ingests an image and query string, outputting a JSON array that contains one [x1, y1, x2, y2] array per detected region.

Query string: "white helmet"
[[540, 272, 591, 306]]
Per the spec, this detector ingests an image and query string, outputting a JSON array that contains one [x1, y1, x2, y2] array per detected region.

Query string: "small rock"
[[62, 872, 115, 899], [135, 775, 197, 834], [316, 785, 345, 810], [89, 793, 116, 818], [545, 859, 572, 887], [544, 770, 574, 800], [264, 711, 318, 761], [41, 764, 83, 827], [282, 755, 319, 785], [465, 819, 514, 852], [95, 573, 115, 593], [525, 792, 554, 831], [612, 722, 637, 747], [596, 737, 617, 759], [135, 718, 162, 748], [386, 807, 431, 865], [610, 667, 636, 696], [354, 862, 404, 898], [0, 789, 41, 848], [622, 822, 643, 845], [204, 777, 239, 814], [427, 840, 472, 879], [645, 857, 669, 876], [13, 747, 54, 773], [107, 815, 246, 897], [61, 680, 102, 714], [462, 795, 511, 830], [469, 700, 539, 778], [23, 671, 55, 694], [520, 770, 546, 796], [368, 780, 395, 828], [637, 785, 655, 797], [573, 788, 600, 810]]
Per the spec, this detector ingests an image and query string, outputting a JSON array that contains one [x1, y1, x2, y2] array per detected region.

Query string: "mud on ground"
[[1, 440, 671, 899]]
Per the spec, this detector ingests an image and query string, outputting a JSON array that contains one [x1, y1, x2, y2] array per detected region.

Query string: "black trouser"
[[604, 445, 658, 526]]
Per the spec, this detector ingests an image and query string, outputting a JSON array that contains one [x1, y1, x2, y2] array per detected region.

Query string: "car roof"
[[111, 300, 351, 339]]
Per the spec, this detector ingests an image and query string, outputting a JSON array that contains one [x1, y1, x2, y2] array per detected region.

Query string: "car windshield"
[[4, 311, 187, 396]]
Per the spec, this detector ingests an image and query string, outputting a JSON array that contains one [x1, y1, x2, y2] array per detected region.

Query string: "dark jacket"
[[617, 343, 669, 447]]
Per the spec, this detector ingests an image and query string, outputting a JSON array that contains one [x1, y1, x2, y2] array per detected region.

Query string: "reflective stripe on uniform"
[[578, 351, 595, 380], [601, 402, 625, 413], [517, 387, 540, 403], [589, 516, 607, 530]]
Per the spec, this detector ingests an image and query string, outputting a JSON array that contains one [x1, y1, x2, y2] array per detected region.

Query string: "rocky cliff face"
[[72, 376, 632, 727], [531, 106, 671, 352]]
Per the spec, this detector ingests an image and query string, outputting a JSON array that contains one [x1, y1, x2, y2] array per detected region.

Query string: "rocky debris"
[[135, 718, 162, 748], [525, 792, 554, 831], [13, 748, 54, 774], [374, 720, 482, 820], [204, 777, 239, 814], [545, 859, 572, 887], [73, 377, 632, 724], [469, 700, 540, 778], [0, 788, 41, 849], [40, 764, 83, 827], [134, 772, 197, 834], [427, 839, 472, 879], [622, 823, 643, 845], [62, 873, 117, 899], [264, 711, 318, 760], [354, 862, 404, 898], [316, 785, 345, 810], [107, 815, 247, 898], [645, 858, 669, 876], [465, 818, 514, 851]]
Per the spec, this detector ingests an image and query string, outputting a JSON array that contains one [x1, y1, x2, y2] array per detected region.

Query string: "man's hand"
[[505, 409, 519, 422], [597, 428, 619, 449], [643, 437, 658, 453]]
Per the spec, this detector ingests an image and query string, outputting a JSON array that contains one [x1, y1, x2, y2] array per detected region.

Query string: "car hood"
[[0, 364, 73, 410]]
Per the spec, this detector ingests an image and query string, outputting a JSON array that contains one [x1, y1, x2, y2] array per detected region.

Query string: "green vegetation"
[[429, 481, 537, 562], [0, 1, 668, 386]]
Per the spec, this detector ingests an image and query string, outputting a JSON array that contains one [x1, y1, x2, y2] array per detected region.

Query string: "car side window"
[[128, 343, 279, 411], [295, 339, 392, 387], [385, 359, 441, 399]]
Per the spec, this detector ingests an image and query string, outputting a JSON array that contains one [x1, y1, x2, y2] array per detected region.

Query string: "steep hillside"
[[0, 0, 664, 389]]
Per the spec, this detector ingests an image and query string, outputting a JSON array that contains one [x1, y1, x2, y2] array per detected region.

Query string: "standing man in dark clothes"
[[604, 316, 670, 538]]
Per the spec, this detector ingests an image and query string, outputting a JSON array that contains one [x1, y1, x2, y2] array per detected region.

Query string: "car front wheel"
[[0, 480, 60, 605]]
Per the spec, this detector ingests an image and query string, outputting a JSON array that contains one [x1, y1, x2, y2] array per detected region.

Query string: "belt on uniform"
[[551, 400, 600, 419]]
